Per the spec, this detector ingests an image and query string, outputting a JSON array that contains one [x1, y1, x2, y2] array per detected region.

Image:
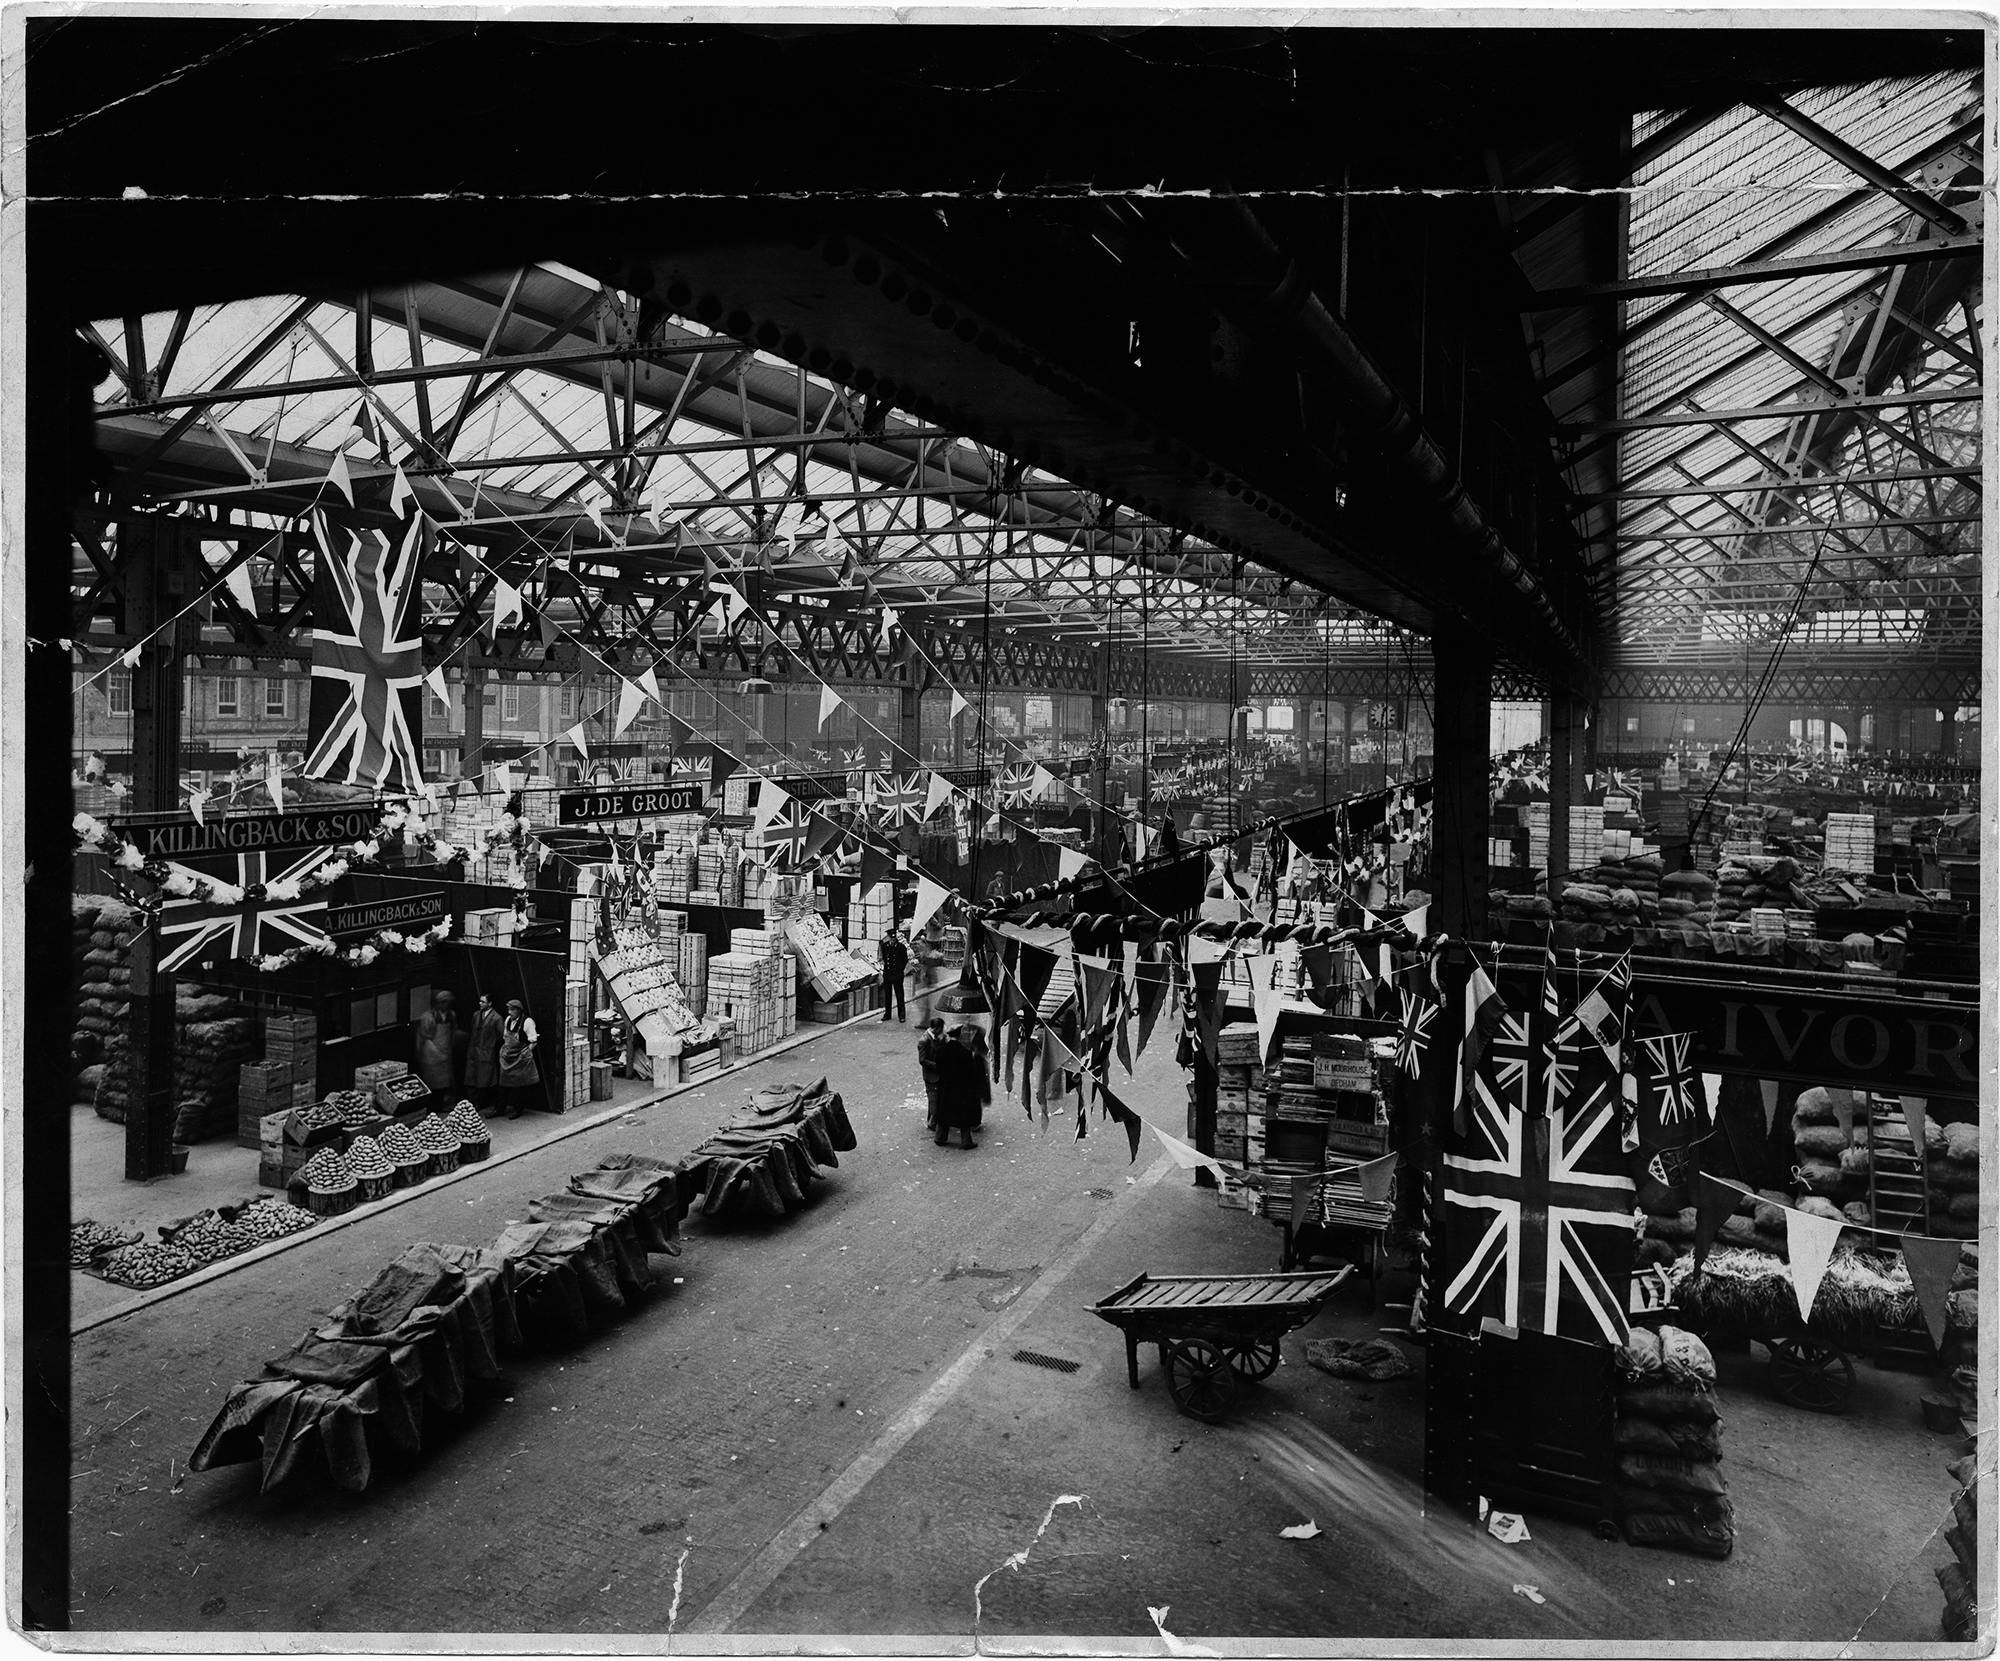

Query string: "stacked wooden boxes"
[[708, 951, 783, 1055], [1824, 811, 1877, 874], [563, 1035, 591, 1110], [459, 907, 517, 947], [237, 1061, 296, 1149], [849, 882, 895, 943], [722, 775, 756, 817], [673, 932, 708, 1017], [256, 1110, 292, 1187], [1213, 1022, 1263, 1166]]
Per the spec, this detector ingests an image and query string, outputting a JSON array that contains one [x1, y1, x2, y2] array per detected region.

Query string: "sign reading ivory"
[[556, 782, 707, 824]]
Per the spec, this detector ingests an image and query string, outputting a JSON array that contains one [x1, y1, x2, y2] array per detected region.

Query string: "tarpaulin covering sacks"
[[188, 1242, 518, 1493], [675, 1076, 855, 1222]]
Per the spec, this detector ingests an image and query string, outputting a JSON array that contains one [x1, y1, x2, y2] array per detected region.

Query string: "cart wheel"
[[1221, 1337, 1282, 1381], [1768, 1336, 1855, 1413], [1594, 1518, 1622, 1543], [1163, 1339, 1240, 1421]]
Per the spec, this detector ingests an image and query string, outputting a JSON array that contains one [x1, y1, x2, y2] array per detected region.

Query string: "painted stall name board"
[[326, 890, 449, 939], [556, 782, 706, 824], [110, 806, 384, 860]]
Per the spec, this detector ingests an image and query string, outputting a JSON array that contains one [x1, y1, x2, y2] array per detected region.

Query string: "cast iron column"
[[1431, 626, 1493, 940], [1549, 694, 1577, 885]]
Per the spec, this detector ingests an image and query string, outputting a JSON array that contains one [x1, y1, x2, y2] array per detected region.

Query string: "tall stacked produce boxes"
[[237, 1010, 319, 1147], [1212, 1023, 1262, 1166], [707, 951, 783, 1056], [1613, 1326, 1732, 1558], [71, 894, 138, 1118]]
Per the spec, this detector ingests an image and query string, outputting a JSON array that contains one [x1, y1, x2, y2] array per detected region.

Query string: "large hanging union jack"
[[1439, 972, 1635, 1345], [303, 513, 426, 793], [999, 762, 1040, 806], [758, 799, 812, 871]]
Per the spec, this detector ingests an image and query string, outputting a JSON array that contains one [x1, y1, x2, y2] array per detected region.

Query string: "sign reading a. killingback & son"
[[109, 806, 386, 861], [325, 889, 449, 940]]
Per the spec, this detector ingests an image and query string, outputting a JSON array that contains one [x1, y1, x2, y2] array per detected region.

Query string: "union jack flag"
[[303, 513, 426, 792], [1394, 987, 1437, 1079], [155, 849, 339, 972], [1440, 1048, 1636, 1345], [758, 799, 812, 871], [670, 750, 712, 779], [868, 771, 925, 827], [1633, 1031, 1702, 1127], [999, 763, 1039, 806]]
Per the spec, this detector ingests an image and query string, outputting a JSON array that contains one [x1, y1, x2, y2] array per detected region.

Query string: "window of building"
[[107, 670, 132, 715], [215, 677, 240, 717], [500, 685, 522, 723], [559, 687, 577, 722], [1681, 718, 1697, 735], [265, 678, 288, 718], [1624, 716, 1639, 734]]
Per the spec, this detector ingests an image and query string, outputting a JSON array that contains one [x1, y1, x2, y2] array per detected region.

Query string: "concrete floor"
[[64, 1004, 1969, 1647]]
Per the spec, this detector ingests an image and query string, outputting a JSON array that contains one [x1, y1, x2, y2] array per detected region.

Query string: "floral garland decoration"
[[249, 918, 453, 974]]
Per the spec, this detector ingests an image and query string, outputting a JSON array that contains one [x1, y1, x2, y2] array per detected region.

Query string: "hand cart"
[[1089, 1268, 1352, 1422]]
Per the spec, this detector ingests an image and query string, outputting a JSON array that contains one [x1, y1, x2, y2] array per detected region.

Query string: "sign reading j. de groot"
[[555, 782, 706, 824], [1630, 978, 1978, 1100]]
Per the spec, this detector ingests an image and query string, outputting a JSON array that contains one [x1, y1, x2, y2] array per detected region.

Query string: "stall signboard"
[[326, 889, 449, 940], [1628, 976, 1978, 1101], [111, 804, 385, 860], [556, 782, 707, 824]]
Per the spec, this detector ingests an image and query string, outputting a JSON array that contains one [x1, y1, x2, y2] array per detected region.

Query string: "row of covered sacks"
[[1614, 1324, 1732, 1559], [189, 1152, 689, 1492], [674, 1076, 856, 1222]]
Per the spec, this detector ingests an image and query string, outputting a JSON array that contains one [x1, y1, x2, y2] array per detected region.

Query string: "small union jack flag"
[[1634, 1031, 1702, 1127], [999, 763, 1039, 806], [303, 513, 426, 793], [758, 799, 812, 871], [869, 771, 926, 827], [1395, 987, 1436, 1079]]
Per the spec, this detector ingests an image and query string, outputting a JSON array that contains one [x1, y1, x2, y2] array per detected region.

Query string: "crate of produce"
[[352, 1059, 410, 1088], [373, 1074, 433, 1116]]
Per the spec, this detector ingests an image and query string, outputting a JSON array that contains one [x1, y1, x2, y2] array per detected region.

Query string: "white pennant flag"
[[949, 688, 969, 721], [1132, 823, 1149, 862], [1032, 764, 1060, 800], [1246, 950, 1282, 1063], [583, 498, 606, 537], [220, 559, 258, 618], [491, 577, 523, 636], [566, 723, 590, 762], [1185, 935, 1227, 965], [425, 667, 450, 708], [878, 605, 899, 650], [186, 786, 209, 827], [1699, 1073, 1723, 1126], [817, 681, 843, 730], [1784, 1207, 1845, 1323], [1058, 846, 1088, 882], [1401, 904, 1429, 939], [1151, 1123, 1233, 1177], [637, 666, 663, 706], [910, 873, 951, 934], [388, 463, 414, 518], [119, 644, 143, 669], [924, 771, 955, 820], [614, 677, 646, 737], [324, 446, 354, 506], [753, 781, 789, 835], [265, 752, 285, 812]]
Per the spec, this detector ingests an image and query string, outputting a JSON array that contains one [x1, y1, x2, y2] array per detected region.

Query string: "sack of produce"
[[1616, 1326, 1664, 1380], [1791, 1086, 1846, 1127], [1623, 1499, 1735, 1559], [1616, 1452, 1728, 1497], [1792, 1125, 1848, 1161], [1618, 1382, 1722, 1424], [1658, 1325, 1716, 1386], [1944, 1123, 1979, 1167]]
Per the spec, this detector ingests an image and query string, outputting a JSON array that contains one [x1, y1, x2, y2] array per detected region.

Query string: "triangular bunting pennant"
[[910, 874, 950, 935], [265, 752, 285, 812], [566, 723, 590, 762], [1901, 1233, 1959, 1348], [1692, 1172, 1737, 1271], [1190, 959, 1226, 1056], [637, 666, 663, 705], [1758, 1078, 1781, 1126], [325, 446, 354, 506], [1899, 1096, 1928, 1152], [752, 781, 789, 835], [1246, 952, 1282, 1064], [1401, 905, 1428, 940], [1150, 1123, 1233, 1177], [491, 577, 523, 636], [924, 771, 955, 820], [1784, 1208, 1845, 1323], [1016, 938, 1058, 1013], [1299, 941, 1334, 991], [388, 463, 414, 518], [1058, 847, 1088, 883], [221, 558, 258, 619], [1077, 955, 1120, 1034], [1099, 1081, 1144, 1163], [817, 681, 843, 730], [614, 678, 646, 737], [186, 787, 208, 827], [1355, 1150, 1397, 1205], [1134, 947, 1172, 1059], [949, 688, 969, 722], [425, 667, 450, 708]]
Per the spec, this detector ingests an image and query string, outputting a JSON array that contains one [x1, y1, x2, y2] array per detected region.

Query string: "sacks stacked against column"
[[1613, 1325, 1733, 1559], [73, 894, 139, 1117], [1925, 1121, 1979, 1241], [1939, 1452, 1978, 1641], [96, 984, 259, 1143], [1589, 852, 1663, 917]]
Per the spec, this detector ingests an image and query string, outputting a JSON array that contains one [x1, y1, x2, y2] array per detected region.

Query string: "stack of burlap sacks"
[[72, 894, 137, 1112], [77, 895, 259, 1144], [1587, 852, 1663, 913], [1712, 853, 1802, 925], [1655, 868, 1716, 932], [1790, 1085, 1874, 1227], [1613, 1324, 1733, 1558], [1925, 1121, 1979, 1241]]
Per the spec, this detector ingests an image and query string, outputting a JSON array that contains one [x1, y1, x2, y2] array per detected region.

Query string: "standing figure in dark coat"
[[932, 1026, 983, 1150], [464, 992, 505, 1112]]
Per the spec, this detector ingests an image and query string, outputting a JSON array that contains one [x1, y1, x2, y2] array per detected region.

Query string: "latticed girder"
[[86, 269, 1417, 676], [1599, 657, 1980, 707]]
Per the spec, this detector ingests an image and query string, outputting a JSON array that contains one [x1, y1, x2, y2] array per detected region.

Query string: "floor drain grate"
[[1012, 1349, 1081, 1375]]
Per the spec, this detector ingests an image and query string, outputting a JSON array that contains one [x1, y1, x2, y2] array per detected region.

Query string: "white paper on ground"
[[1278, 1521, 1321, 1540], [1488, 1511, 1531, 1544], [1512, 1584, 1546, 1604]]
